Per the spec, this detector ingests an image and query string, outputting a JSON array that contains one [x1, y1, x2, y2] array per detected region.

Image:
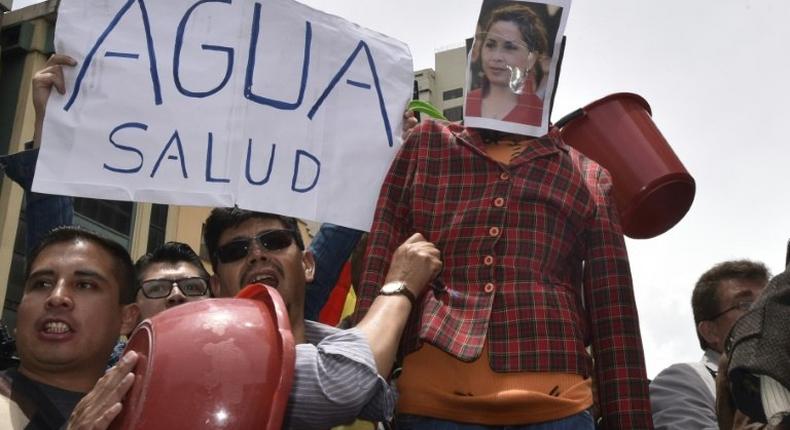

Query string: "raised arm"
[[32, 54, 77, 147], [355, 232, 441, 376]]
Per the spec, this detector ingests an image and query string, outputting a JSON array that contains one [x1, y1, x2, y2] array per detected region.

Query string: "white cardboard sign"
[[33, 0, 413, 231]]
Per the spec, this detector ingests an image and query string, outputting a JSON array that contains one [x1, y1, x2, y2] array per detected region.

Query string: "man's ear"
[[120, 303, 141, 336], [302, 250, 316, 284], [697, 320, 720, 349], [210, 274, 222, 297]]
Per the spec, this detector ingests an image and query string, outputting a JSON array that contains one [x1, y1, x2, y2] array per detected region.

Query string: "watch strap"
[[379, 282, 417, 306]]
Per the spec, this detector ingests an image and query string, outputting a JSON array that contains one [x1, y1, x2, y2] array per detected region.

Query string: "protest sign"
[[33, 0, 413, 231]]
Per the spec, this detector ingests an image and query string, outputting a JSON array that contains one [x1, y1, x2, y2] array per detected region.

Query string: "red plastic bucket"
[[110, 284, 294, 430], [558, 93, 695, 239]]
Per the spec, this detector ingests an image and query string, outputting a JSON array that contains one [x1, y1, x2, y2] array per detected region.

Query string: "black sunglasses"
[[214, 229, 297, 264], [707, 300, 753, 321], [139, 277, 209, 299]]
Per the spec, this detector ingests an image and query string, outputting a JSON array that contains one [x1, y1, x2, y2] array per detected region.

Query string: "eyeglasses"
[[707, 301, 753, 321], [139, 277, 209, 299], [214, 229, 297, 264]]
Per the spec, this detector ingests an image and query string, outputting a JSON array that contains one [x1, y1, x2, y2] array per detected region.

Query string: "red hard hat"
[[110, 284, 294, 429]]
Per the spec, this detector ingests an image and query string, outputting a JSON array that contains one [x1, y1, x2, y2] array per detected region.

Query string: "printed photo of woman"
[[464, 0, 569, 136]]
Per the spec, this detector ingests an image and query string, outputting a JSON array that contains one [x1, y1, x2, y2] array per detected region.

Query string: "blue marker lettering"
[[103, 122, 146, 174], [174, 0, 234, 98], [65, 0, 162, 110], [205, 132, 231, 183], [308, 41, 393, 147], [245, 139, 276, 185], [244, 1, 312, 110], [151, 130, 188, 178], [291, 149, 320, 193]]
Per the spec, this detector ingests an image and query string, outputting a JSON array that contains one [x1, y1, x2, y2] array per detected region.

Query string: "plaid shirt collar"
[[446, 123, 570, 167]]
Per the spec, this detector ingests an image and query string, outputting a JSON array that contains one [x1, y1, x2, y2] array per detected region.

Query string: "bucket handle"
[[553, 108, 585, 129]]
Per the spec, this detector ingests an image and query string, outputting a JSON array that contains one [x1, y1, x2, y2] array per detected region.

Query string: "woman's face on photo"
[[481, 20, 532, 88]]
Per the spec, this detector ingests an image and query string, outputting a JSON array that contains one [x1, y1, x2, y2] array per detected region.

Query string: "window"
[[146, 204, 169, 253], [73, 198, 135, 249], [74, 198, 133, 235], [442, 88, 463, 101], [443, 106, 463, 122]]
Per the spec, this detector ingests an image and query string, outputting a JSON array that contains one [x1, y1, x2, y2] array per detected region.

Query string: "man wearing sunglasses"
[[650, 260, 770, 430], [66, 208, 440, 430], [201, 207, 441, 429]]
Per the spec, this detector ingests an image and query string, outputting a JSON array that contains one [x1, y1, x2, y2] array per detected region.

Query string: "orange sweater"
[[396, 343, 593, 425]]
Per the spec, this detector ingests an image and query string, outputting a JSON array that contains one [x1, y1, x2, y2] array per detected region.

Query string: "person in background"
[[133, 241, 211, 322], [107, 241, 212, 366], [718, 264, 790, 429], [0, 54, 77, 256], [650, 260, 769, 429]]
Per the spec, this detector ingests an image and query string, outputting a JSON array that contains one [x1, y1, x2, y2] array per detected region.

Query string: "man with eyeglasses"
[[133, 241, 211, 321], [650, 260, 770, 430], [107, 242, 212, 367]]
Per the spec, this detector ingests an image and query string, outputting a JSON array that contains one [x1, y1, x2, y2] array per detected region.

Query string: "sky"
[[11, 0, 790, 378]]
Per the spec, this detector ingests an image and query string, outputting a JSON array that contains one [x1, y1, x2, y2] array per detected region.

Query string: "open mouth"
[[42, 320, 72, 334], [244, 273, 279, 289]]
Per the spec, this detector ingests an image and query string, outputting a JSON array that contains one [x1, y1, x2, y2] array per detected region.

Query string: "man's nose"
[[45, 281, 74, 309], [246, 239, 270, 262], [166, 284, 187, 307]]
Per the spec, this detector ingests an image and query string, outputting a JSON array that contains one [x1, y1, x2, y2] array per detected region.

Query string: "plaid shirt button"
[[483, 255, 494, 266], [484, 283, 495, 293], [499, 172, 511, 181], [488, 226, 500, 237], [493, 197, 505, 207]]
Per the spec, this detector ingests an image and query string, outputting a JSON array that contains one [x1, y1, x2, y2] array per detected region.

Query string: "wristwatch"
[[379, 281, 417, 306]]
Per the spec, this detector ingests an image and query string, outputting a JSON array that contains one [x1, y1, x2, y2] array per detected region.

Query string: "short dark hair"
[[692, 260, 770, 349], [25, 226, 137, 304], [203, 207, 304, 271], [135, 241, 211, 283]]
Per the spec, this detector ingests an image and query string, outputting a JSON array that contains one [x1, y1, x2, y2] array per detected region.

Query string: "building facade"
[[414, 44, 467, 122]]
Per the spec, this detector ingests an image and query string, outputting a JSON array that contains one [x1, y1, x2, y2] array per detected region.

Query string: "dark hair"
[[25, 226, 137, 304], [203, 207, 304, 271], [483, 3, 549, 56], [692, 260, 770, 349], [135, 241, 211, 284]]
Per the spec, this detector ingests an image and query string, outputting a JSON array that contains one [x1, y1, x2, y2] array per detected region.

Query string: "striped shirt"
[[285, 320, 395, 429]]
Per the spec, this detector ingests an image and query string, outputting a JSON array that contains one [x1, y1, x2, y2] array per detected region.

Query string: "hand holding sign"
[[32, 54, 77, 148], [34, 0, 413, 231]]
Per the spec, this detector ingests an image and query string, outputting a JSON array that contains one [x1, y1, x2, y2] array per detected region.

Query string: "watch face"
[[381, 282, 404, 294]]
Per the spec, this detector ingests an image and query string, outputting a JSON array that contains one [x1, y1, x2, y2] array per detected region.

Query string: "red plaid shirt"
[[355, 120, 653, 429]]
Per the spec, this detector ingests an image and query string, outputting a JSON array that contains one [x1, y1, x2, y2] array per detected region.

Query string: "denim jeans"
[[395, 410, 595, 430], [304, 223, 364, 320], [0, 148, 74, 255]]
